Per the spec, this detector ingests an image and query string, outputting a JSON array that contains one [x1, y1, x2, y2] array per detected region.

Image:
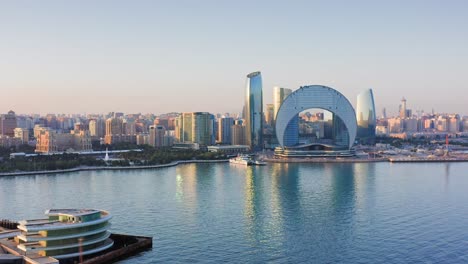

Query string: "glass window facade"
[[244, 72, 263, 151], [356, 89, 376, 144], [275, 85, 357, 150]]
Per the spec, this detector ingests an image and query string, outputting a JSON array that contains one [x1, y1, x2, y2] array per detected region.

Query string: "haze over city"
[[1, 0, 467, 115]]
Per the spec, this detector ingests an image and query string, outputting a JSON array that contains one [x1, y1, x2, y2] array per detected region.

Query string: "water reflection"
[[445, 163, 450, 191], [2, 162, 468, 263], [174, 164, 220, 227], [243, 166, 262, 245], [175, 164, 200, 217], [352, 162, 376, 211]]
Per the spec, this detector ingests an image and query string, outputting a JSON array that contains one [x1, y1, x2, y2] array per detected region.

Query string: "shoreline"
[[266, 157, 468, 163], [2, 157, 468, 177], [264, 157, 388, 163], [0, 159, 229, 177]]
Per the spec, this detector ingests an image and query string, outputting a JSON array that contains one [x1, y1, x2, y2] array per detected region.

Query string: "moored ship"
[[229, 155, 266, 166], [229, 154, 251, 165]]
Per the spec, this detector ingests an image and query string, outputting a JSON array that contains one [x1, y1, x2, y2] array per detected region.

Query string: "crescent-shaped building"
[[275, 85, 357, 157]]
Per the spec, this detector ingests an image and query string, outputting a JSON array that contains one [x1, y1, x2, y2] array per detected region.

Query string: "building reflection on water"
[[241, 162, 377, 256], [243, 163, 302, 251], [174, 164, 228, 224], [175, 164, 200, 220], [172, 161, 378, 258]]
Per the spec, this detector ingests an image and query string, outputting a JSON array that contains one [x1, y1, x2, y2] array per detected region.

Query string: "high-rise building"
[[0, 110, 17, 137], [356, 89, 376, 144], [404, 118, 418, 132], [218, 117, 234, 144], [231, 120, 246, 145], [89, 118, 106, 138], [424, 118, 434, 130], [264, 104, 274, 127], [45, 114, 59, 130], [149, 125, 166, 147], [74, 122, 86, 131], [57, 116, 73, 131], [174, 112, 214, 145], [192, 112, 214, 146], [135, 120, 149, 134], [164, 132, 175, 147], [273, 87, 298, 146], [462, 117, 468, 132], [14, 128, 29, 144], [448, 115, 460, 133], [136, 134, 149, 145], [154, 118, 176, 130], [436, 116, 448, 132], [399, 97, 407, 118], [123, 119, 136, 135], [105, 117, 129, 145], [388, 118, 403, 133], [182, 113, 193, 142], [35, 128, 57, 153], [105, 117, 123, 136], [273, 87, 292, 120], [244, 71, 263, 151], [174, 116, 183, 142]]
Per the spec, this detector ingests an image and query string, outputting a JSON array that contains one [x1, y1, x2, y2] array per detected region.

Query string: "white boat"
[[229, 155, 267, 166], [252, 160, 267, 166], [229, 155, 251, 165]]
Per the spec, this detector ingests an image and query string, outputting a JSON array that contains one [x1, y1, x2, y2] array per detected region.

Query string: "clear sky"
[[1, 0, 467, 116]]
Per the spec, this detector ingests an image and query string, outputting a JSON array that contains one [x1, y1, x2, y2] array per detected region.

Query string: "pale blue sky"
[[1, 0, 467, 116]]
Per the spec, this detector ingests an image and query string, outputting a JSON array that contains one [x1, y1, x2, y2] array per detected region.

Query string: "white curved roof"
[[275, 85, 357, 149]]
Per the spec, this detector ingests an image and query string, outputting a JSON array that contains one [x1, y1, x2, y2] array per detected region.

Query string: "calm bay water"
[[1, 162, 468, 263]]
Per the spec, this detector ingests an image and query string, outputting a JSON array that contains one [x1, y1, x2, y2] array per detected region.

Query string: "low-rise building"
[[13, 128, 29, 144], [207, 145, 250, 154], [35, 128, 92, 153], [136, 134, 149, 145], [16, 209, 113, 259], [0, 135, 21, 148]]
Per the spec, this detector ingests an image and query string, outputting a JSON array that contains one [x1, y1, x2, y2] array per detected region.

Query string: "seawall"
[[0, 159, 229, 177]]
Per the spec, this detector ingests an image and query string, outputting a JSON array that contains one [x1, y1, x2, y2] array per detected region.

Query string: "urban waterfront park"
[[1, 162, 468, 263]]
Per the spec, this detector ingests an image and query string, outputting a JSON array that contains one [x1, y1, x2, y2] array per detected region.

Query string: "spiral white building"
[[16, 209, 113, 259]]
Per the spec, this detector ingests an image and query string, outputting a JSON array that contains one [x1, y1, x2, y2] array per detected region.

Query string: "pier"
[[0, 219, 153, 264]]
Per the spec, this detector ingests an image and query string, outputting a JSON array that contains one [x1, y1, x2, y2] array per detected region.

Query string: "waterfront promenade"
[[2, 153, 468, 177], [0, 160, 229, 177]]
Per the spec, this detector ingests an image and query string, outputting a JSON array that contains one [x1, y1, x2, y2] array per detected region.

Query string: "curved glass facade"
[[356, 89, 376, 144], [283, 116, 299, 146], [244, 72, 263, 151], [275, 85, 357, 149]]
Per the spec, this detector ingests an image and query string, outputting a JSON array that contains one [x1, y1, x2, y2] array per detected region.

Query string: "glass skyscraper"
[[273, 87, 298, 146], [244, 71, 263, 151], [218, 117, 234, 144], [356, 89, 376, 144], [273, 87, 292, 121]]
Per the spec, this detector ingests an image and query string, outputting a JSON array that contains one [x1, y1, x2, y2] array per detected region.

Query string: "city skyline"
[[1, 1, 468, 115]]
